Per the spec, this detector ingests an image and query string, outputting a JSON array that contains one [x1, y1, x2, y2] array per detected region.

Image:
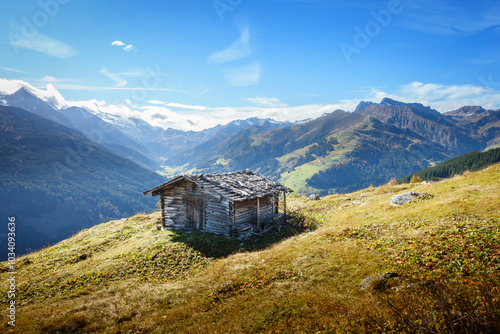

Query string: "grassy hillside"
[[1, 164, 499, 333]]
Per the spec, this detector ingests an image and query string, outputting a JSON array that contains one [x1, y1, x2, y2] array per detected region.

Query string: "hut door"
[[185, 195, 205, 230]]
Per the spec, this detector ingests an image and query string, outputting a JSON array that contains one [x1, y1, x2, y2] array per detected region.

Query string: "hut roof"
[[144, 170, 292, 202]]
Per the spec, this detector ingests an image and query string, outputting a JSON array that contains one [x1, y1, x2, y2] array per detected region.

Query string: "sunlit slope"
[[1, 163, 499, 333]]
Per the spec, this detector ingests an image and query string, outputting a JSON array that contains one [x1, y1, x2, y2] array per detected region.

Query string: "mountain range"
[[2, 87, 499, 195], [0, 104, 164, 259], [1, 86, 500, 257], [165, 98, 499, 193]]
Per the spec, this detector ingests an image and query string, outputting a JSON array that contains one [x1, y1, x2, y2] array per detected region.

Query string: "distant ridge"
[[0, 105, 164, 260], [398, 147, 500, 183]]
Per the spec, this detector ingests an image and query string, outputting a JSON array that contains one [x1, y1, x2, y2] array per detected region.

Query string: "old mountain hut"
[[144, 170, 293, 238]]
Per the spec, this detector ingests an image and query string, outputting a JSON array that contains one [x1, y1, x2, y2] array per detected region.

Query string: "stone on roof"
[[144, 170, 292, 202]]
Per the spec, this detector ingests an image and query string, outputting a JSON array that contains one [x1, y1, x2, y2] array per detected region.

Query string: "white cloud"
[[0, 78, 69, 109], [58, 81, 500, 129], [165, 102, 209, 111], [99, 68, 127, 87], [147, 100, 209, 111], [364, 81, 500, 112], [1, 67, 31, 74], [208, 27, 262, 87], [8, 33, 77, 58], [117, 68, 148, 77], [399, 2, 500, 36], [1, 78, 499, 132], [111, 40, 137, 52], [245, 97, 283, 107], [208, 27, 251, 63], [41, 75, 58, 83], [43, 83, 173, 91], [223, 62, 262, 87], [147, 100, 165, 105], [39, 84, 69, 109], [0, 78, 34, 95]]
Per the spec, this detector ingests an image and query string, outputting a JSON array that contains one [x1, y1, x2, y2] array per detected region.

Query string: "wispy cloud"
[[468, 49, 500, 65], [116, 68, 149, 77], [146, 100, 209, 111], [53, 84, 173, 91], [365, 81, 500, 112], [208, 27, 251, 63], [99, 68, 127, 87], [223, 62, 262, 87], [165, 102, 209, 111], [208, 26, 262, 87], [398, 1, 500, 36], [41, 75, 58, 83], [111, 40, 137, 52], [2, 78, 499, 132], [245, 97, 283, 107], [147, 100, 164, 105], [1, 67, 31, 74], [8, 33, 77, 58]]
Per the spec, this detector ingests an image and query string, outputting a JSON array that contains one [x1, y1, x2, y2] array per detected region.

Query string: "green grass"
[[281, 163, 323, 193], [487, 141, 500, 150], [1, 164, 499, 333], [157, 165, 200, 178], [279, 131, 360, 194]]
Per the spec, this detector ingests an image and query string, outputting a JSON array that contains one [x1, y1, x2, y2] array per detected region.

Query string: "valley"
[[1, 85, 499, 259]]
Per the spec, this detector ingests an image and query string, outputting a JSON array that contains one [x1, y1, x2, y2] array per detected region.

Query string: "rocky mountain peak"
[[354, 101, 376, 113], [446, 106, 487, 117], [12, 86, 34, 97]]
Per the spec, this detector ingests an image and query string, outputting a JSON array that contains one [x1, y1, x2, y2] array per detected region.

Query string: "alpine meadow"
[[1, 0, 499, 333]]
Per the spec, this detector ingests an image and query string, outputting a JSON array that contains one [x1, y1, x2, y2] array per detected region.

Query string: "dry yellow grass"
[[1, 163, 499, 333]]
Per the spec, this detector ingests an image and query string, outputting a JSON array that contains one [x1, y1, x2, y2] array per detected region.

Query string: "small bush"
[[410, 175, 422, 183], [386, 177, 397, 186]]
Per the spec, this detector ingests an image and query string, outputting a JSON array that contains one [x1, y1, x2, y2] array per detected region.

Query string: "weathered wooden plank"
[[155, 172, 289, 238]]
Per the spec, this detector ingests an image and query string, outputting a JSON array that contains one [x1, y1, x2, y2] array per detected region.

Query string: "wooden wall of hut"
[[161, 179, 231, 235]]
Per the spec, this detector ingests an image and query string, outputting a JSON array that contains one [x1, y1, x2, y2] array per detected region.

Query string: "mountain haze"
[[1, 88, 160, 170], [0, 105, 164, 259]]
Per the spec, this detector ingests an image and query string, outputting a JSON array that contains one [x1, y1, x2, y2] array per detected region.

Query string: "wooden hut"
[[144, 170, 293, 238]]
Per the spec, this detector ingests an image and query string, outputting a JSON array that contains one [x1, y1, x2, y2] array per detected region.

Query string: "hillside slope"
[[2, 88, 160, 170], [356, 98, 483, 153], [173, 110, 449, 194], [0, 106, 165, 260], [2, 163, 499, 333], [445, 106, 500, 148], [164, 99, 500, 195], [398, 147, 500, 183]]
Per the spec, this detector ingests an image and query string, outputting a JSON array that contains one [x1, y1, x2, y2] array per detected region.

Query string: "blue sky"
[[1, 0, 499, 130]]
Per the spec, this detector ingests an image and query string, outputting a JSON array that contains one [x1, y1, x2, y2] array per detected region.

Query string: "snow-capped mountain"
[[2, 87, 73, 128], [2, 88, 160, 170]]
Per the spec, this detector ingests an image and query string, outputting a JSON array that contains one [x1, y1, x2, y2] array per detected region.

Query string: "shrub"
[[410, 175, 422, 183], [386, 177, 397, 186]]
